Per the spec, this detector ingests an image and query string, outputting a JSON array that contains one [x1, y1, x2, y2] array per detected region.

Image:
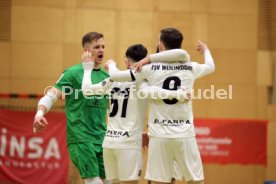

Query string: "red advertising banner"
[[0, 109, 68, 184], [195, 118, 267, 165], [142, 118, 267, 166]]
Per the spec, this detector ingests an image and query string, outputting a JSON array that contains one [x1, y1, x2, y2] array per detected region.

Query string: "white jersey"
[[132, 50, 214, 138], [81, 50, 190, 149], [102, 81, 148, 149]]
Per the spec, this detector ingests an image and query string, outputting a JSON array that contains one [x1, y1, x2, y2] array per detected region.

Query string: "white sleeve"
[[150, 49, 190, 63], [82, 62, 111, 95], [192, 49, 215, 79], [139, 82, 190, 102], [82, 78, 111, 95], [108, 63, 133, 82]]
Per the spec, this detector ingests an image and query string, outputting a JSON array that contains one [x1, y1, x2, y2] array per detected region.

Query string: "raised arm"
[[82, 61, 111, 95], [139, 82, 191, 103], [134, 49, 190, 72], [150, 49, 190, 63], [192, 40, 215, 79], [107, 60, 134, 82]]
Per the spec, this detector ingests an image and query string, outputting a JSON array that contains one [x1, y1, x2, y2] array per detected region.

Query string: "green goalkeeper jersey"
[[54, 63, 109, 145]]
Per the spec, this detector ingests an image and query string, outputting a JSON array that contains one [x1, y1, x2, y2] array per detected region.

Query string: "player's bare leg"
[[171, 178, 176, 184]]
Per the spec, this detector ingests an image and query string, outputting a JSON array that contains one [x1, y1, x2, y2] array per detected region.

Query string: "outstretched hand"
[[81, 50, 94, 62], [196, 40, 209, 54], [82, 51, 95, 70]]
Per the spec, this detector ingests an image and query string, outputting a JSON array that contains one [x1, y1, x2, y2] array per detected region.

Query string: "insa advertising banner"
[[0, 109, 68, 184]]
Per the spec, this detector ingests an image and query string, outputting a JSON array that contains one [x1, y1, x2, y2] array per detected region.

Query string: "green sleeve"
[[54, 70, 74, 93]]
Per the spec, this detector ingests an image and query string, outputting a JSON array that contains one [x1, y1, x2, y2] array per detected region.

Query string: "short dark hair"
[[82, 32, 104, 47], [125, 44, 148, 62], [160, 28, 183, 49]]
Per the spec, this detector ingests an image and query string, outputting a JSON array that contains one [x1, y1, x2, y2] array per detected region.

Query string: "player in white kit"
[[106, 28, 215, 184], [81, 44, 191, 184]]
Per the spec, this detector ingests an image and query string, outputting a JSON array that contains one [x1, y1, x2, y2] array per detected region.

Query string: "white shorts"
[[172, 161, 183, 181], [145, 137, 204, 182], [103, 148, 142, 181]]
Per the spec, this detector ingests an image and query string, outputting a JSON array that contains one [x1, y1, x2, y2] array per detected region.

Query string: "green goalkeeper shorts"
[[68, 142, 106, 179]]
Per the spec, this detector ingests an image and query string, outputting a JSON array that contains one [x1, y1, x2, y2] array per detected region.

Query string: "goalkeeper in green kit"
[[33, 32, 110, 184]]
